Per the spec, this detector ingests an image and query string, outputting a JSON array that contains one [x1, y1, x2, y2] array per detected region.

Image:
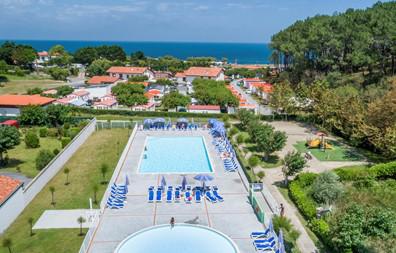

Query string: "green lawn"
[[1, 136, 62, 178], [0, 128, 130, 253], [0, 74, 65, 94], [293, 140, 364, 161]]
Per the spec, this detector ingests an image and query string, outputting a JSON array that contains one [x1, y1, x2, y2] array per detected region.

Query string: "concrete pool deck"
[[86, 130, 274, 253]]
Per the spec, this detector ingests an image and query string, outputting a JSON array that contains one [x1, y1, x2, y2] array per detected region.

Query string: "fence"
[[96, 120, 136, 130], [79, 123, 137, 253], [249, 190, 266, 223]]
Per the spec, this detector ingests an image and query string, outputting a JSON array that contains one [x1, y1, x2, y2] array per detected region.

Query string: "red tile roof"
[[107, 66, 148, 74], [71, 90, 90, 97], [42, 89, 58, 95], [175, 72, 186, 78], [244, 78, 262, 82], [94, 99, 117, 106], [55, 97, 74, 105], [0, 176, 22, 205], [87, 76, 119, 85], [0, 95, 55, 107], [37, 51, 49, 57], [251, 82, 273, 93], [183, 67, 223, 77], [188, 105, 220, 111], [146, 89, 161, 95]]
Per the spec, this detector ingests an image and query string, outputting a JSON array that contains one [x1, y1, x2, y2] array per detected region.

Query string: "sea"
[[0, 40, 272, 64]]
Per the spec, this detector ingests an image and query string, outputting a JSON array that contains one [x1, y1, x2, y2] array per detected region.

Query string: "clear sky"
[[0, 0, 386, 43]]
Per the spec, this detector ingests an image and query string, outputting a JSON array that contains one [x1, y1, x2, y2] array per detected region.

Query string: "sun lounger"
[[250, 228, 271, 238], [253, 237, 275, 245], [156, 189, 162, 202], [166, 189, 173, 203], [205, 191, 217, 203], [195, 190, 202, 203], [174, 188, 181, 202], [212, 189, 224, 202], [148, 189, 155, 202], [110, 193, 126, 200], [185, 190, 192, 203], [107, 200, 124, 209], [254, 240, 276, 251]]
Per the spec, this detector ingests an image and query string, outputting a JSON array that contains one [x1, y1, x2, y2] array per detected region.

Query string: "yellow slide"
[[307, 139, 320, 148]]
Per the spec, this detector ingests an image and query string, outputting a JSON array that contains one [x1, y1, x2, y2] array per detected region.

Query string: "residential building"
[[0, 175, 23, 233], [132, 102, 156, 111], [93, 98, 118, 110], [153, 71, 172, 80], [107, 67, 154, 80], [187, 105, 221, 114], [67, 89, 90, 101], [176, 67, 224, 83], [86, 76, 120, 99], [0, 95, 55, 116], [36, 51, 50, 64]]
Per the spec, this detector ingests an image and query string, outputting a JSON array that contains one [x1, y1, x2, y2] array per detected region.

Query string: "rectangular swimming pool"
[[139, 136, 213, 174]]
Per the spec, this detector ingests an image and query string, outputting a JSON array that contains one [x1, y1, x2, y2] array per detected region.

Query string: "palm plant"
[[63, 167, 70, 185], [77, 216, 86, 236], [28, 217, 34, 236], [49, 186, 56, 206], [2, 238, 12, 253]]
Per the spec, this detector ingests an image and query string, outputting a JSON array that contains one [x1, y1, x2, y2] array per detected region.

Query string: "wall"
[[0, 107, 20, 117], [0, 186, 24, 233], [0, 118, 96, 234]]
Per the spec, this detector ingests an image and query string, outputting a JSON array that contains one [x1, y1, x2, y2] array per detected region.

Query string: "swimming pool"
[[139, 136, 213, 173], [114, 224, 239, 253]]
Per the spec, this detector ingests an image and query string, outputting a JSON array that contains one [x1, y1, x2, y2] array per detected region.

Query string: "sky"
[[0, 0, 387, 43]]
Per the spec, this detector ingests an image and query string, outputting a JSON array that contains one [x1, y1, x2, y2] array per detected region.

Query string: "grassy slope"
[[0, 74, 65, 94], [0, 128, 130, 253], [2, 136, 62, 178]]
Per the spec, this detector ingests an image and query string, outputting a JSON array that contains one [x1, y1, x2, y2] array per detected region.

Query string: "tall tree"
[[0, 126, 20, 165], [282, 151, 306, 185]]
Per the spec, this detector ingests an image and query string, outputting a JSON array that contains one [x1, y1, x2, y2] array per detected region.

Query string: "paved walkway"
[[34, 209, 99, 229], [231, 80, 272, 115], [87, 130, 272, 253]]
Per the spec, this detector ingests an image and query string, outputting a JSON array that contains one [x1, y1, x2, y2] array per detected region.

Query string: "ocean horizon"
[[0, 39, 272, 64]]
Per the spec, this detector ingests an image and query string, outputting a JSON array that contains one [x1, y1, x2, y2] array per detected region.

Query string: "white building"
[[176, 67, 224, 83], [187, 105, 221, 114], [85, 76, 121, 100], [107, 66, 154, 80]]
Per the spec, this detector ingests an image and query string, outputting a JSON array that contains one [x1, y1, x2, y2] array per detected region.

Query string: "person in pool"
[[170, 217, 175, 228]]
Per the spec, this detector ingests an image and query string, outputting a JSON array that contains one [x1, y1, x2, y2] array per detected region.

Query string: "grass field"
[[0, 74, 65, 94], [293, 140, 364, 161], [0, 128, 130, 253], [1, 136, 62, 178]]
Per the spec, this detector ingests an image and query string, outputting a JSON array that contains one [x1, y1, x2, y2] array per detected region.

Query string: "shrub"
[[289, 181, 317, 219], [224, 122, 231, 129], [39, 127, 48, 137], [35, 149, 54, 170], [228, 127, 239, 136], [236, 133, 245, 144], [257, 171, 265, 180], [334, 166, 369, 181], [309, 218, 330, 242], [68, 127, 80, 139], [47, 128, 58, 137], [369, 161, 396, 179], [311, 171, 343, 205], [53, 148, 60, 156], [334, 161, 396, 181], [272, 215, 292, 233], [294, 173, 318, 187], [24, 130, 40, 148], [61, 137, 71, 148], [248, 155, 260, 167]]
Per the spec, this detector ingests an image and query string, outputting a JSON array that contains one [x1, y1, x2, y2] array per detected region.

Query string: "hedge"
[[70, 107, 234, 119], [288, 180, 317, 220], [335, 161, 396, 181]]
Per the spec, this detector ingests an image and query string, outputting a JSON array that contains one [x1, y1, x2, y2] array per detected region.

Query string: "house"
[[86, 76, 120, 99], [36, 51, 50, 64], [187, 105, 221, 114], [42, 89, 58, 96], [132, 102, 156, 112], [249, 82, 273, 101], [0, 95, 55, 116], [107, 66, 154, 80], [242, 78, 262, 89], [176, 67, 224, 83], [67, 90, 90, 101], [153, 71, 172, 80], [93, 98, 118, 110], [0, 175, 23, 233]]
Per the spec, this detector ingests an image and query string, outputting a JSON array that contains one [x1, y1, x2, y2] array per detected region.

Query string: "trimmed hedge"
[[335, 161, 396, 181], [289, 179, 317, 220], [70, 107, 234, 119], [309, 218, 330, 242]]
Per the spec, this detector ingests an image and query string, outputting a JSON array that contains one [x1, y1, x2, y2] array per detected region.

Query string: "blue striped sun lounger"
[[250, 228, 271, 238], [148, 189, 155, 202], [254, 240, 276, 251], [166, 189, 173, 203], [185, 190, 192, 204], [195, 190, 202, 203], [253, 237, 275, 245], [156, 189, 162, 202], [174, 188, 181, 202], [205, 191, 217, 203], [212, 188, 224, 202]]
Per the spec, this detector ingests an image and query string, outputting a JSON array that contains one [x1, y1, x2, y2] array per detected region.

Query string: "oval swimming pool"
[[114, 224, 239, 253]]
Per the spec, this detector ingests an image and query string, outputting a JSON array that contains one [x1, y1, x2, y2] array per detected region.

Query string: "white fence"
[[0, 118, 96, 234], [79, 124, 137, 253]]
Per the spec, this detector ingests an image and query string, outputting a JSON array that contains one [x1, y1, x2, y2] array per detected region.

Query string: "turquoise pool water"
[[139, 136, 213, 173], [114, 224, 239, 253]]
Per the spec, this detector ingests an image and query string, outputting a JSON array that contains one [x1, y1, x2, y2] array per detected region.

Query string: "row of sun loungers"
[[106, 183, 128, 209], [148, 186, 224, 204], [250, 228, 279, 252], [140, 124, 200, 131]]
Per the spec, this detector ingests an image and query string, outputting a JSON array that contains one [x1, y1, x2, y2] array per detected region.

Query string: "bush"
[[53, 148, 60, 156], [229, 127, 239, 136], [248, 155, 260, 167], [61, 137, 71, 148], [24, 130, 40, 148], [294, 173, 318, 187], [224, 122, 231, 129], [236, 133, 245, 144], [309, 218, 330, 242], [47, 128, 58, 137], [68, 127, 80, 139], [369, 161, 396, 179], [39, 127, 48, 137], [35, 149, 54, 170], [289, 181, 317, 220], [257, 171, 265, 179], [335, 161, 396, 181]]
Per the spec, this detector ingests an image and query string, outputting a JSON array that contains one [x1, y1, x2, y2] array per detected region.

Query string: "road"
[[230, 80, 272, 115]]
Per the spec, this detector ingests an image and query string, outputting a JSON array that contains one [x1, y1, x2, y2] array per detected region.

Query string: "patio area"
[[86, 129, 274, 253]]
